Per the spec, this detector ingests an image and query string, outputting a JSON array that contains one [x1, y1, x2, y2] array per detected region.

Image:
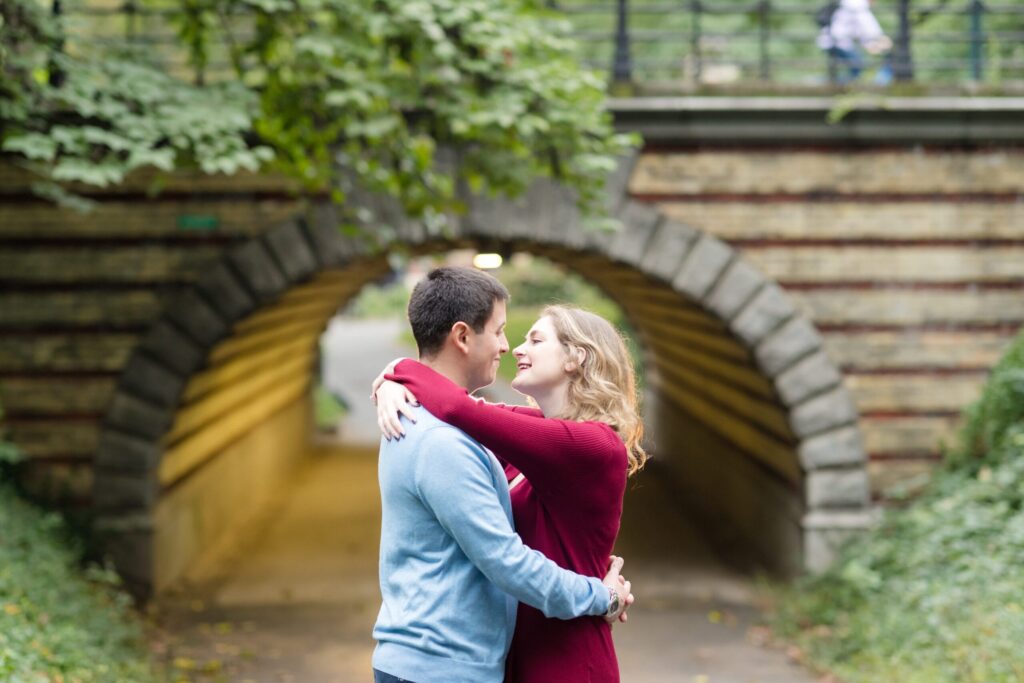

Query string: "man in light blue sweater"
[[372, 267, 631, 683]]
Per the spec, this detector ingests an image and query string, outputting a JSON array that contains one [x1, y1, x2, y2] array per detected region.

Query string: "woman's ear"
[[564, 347, 587, 372]]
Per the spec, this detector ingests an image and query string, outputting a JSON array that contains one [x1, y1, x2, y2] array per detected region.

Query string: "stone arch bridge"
[[1, 98, 1022, 595]]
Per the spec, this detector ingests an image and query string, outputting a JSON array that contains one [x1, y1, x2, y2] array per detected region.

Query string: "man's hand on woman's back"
[[602, 555, 634, 624]]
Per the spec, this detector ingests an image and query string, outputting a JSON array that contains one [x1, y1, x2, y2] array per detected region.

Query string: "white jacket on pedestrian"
[[817, 0, 886, 51]]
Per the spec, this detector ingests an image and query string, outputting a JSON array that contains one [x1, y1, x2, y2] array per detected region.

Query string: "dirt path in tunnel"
[[151, 447, 823, 683]]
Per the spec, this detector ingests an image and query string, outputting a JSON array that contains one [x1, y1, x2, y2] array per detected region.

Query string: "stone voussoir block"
[[704, 259, 765, 322], [93, 469, 161, 511], [572, 202, 626, 252], [304, 208, 359, 267], [105, 392, 174, 441], [605, 152, 640, 216], [164, 289, 229, 348], [672, 234, 734, 301], [806, 467, 870, 509], [94, 511, 154, 534], [530, 184, 584, 246], [348, 183, 426, 246], [93, 514, 154, 589], [798, 425, 866, 470], [119, 350, 186, 409], [790, 385, 859, 438], [803, 508, 878, 573], [94, 429, 162, 473], [481, 178, 577, 243], [195, 262, 257, 322], [608, 201, 662, 267], [467, 183, 542, 242], [640, 218, 698, 283], [755, 316, 824, 377], [140, 321, 206, 376], [228, 240, 288, 304], [729, 283, 796, 347], [775, 350, 843, 407], [555, 197, 609, 251], [264, 220, 318, 283]]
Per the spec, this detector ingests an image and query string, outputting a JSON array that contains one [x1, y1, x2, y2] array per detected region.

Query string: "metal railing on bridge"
[[55, 0, 1024, 90], [555, 0, 1024, 88]]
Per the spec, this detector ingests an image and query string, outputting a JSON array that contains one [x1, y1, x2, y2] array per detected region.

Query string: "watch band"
[[605, 586, 621, 619]]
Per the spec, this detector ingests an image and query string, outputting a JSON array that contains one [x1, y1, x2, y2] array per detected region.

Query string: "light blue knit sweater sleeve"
[[415, 427, 609, 620]]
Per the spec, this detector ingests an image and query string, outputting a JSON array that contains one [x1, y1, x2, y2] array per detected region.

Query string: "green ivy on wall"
[[1, 0, 633, 226]]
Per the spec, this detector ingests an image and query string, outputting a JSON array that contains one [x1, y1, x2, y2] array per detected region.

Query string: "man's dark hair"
[[408, 266, 509, 357]]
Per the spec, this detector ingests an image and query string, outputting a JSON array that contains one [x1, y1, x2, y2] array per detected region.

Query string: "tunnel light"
[[473, 253, 503, 269]]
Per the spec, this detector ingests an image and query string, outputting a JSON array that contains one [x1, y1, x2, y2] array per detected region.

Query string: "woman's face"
[[511, 316, 573, 397]]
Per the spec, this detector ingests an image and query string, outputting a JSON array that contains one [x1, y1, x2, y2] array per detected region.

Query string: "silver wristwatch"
[[605, 586, 621, 619]]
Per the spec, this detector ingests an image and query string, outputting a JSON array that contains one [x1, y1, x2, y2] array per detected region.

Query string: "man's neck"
[[420, 353, 472, 392]]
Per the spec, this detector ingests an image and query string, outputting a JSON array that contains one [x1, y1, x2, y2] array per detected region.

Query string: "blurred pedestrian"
[[817, 0, 894, 85]]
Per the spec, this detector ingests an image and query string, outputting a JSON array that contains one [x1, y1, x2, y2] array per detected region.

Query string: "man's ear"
[[450, 321, 472, 355]]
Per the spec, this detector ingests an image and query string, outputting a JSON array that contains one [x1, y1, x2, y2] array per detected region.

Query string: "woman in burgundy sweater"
[[374, 305, 647, 683]]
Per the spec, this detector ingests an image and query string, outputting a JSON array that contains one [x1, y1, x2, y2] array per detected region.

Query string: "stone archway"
[[93, 158, 873, 596]]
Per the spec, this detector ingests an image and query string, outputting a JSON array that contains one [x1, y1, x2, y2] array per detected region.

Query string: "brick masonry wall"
[[0, 166, 308, 506], [630, 145, 1024, 498]]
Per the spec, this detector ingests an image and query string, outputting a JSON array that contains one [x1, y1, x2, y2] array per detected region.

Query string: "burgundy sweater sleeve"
[[387, 360, 626, 495]]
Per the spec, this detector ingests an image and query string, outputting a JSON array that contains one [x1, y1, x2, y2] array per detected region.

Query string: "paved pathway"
[[320, 317, 412, 446]]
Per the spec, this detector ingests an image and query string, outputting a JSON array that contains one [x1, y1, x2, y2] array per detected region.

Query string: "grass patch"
[[767, 329, 1024, 683], [0, 483, 158, 682]]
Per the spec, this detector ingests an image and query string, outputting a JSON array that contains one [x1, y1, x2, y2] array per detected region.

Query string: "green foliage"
[[0, 406, 25, 479], [0, 484, 158, 682], [1, 0, 631, 223], [313, 382, 348, 431], [0, 440, 21, 467], [499, 259, 620, 316], [1, 1, 269, 208], [954, 331, 1024, 468], [768, 329, 1024, 683], [346, 279, 411, 318]]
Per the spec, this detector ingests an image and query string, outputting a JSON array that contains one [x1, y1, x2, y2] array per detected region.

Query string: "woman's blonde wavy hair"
[[542, 305, 647, 476]]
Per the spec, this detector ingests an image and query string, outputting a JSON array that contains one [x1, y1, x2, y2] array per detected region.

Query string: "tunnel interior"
[[91, 165, 877, 598], [96, 245, 811, 593]]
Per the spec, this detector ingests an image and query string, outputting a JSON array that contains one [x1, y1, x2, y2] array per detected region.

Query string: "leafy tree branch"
[[1, 0, 632, 226]]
